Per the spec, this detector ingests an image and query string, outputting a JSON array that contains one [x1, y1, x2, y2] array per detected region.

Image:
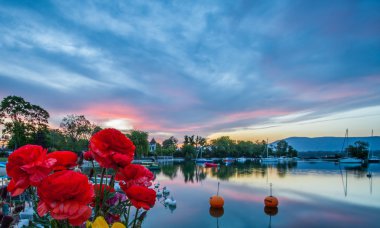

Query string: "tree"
[[0, 95, 49, 149], [162, 136, 178, 149], [288, 145, 298, 157], [195, 136, 207, 148], [46, 129, 67, 151], [59, 115, 96, 152], [210, 136, 234, 157], [60, 115, 94, 142], [126, 130, 149, 158], [276, 140, 288, 156], [346, 141, 369, 159], [181, 144, 196, 160]]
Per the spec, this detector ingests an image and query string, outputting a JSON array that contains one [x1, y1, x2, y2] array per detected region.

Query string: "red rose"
[[46, 151, 78, 171], [6, 145, 56, 196], [83, 151, 94, 161], [123, 185, 156, 210], [37, 170, 94, 226], [89, 128, 135, 169], [116, 164, 154, 189]]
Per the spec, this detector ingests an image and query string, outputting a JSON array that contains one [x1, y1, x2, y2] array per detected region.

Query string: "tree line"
[[1, 95, 300, 159]]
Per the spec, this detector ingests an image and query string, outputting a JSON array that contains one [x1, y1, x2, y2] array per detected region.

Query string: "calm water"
[[142, 161, 380, 228]]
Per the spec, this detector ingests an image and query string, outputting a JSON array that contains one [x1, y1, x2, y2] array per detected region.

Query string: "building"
[[149, 138, 157, 153]]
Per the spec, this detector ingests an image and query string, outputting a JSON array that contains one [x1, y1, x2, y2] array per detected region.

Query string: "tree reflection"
[[276, 161, 298, 178], [173, 161, 329, 183], [161, 164, 179, 180], [180, 162, 207, 183]]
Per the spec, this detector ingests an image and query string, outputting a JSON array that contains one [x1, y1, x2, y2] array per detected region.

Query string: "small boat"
[[368, 156, 380, 163], [141, 161, 160, 170], [223, 157, 235, 163], [260, 139, 278, 163], [237, 157, 247, 163], [195, 158, 213, 163], [339, 129, 363, 164], [368, 130, 380, 163], [261, 157, 279, 163], [205, 162, 219, 168], [339, 157, 363, 163]]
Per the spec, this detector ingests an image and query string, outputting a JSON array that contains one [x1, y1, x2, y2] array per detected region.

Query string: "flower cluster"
[[5, 128, 156, 227]]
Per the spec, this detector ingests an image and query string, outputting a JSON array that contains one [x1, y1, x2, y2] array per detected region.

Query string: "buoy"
[[264, 183, 279, 207], [210, 182, 224, 208]]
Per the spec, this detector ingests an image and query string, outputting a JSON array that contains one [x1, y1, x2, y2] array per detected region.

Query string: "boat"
[[368, 156, 380, 163], [195, 148, 212, 163], [205, 162, 219, 168], [368, 130, 380, 163], [339, 129, 363, 164], [261, 139, 278, 163], [236, 157, 247, 163], [195, 158, 213, 163], [141, 161, 160, 170], [223, 157, 235, 163]]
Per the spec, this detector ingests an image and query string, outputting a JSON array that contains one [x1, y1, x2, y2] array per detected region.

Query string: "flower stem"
[[95, 168, 106, 217], [132, 208, 140, 228], [126, 205, 131, 226]]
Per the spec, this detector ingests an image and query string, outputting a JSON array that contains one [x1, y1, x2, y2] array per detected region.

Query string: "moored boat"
[[236, 157, 247, 163], [205, 162, 219, 168], [339, 129, 363, 164], [223, 157, 235, 163]]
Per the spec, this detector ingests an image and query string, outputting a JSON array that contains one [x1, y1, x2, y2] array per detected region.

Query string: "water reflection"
[[209, 207, 224, 228], [143, 161, 380, 228], [264, 206, 278, 228], [157, 161, 373, 183]]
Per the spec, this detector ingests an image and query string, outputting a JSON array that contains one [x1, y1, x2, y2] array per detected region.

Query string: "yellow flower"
[[86, 216, 126, 228], [111, 223, 126, 228]]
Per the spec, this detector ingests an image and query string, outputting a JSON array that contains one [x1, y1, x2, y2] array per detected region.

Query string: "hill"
[[271, 136, 380, 152]]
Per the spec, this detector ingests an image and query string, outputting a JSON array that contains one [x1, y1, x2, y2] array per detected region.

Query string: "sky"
[[0, 0, 380, 143]]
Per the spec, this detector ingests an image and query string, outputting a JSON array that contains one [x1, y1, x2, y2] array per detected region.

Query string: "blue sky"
[[0, 0, 380, 142]]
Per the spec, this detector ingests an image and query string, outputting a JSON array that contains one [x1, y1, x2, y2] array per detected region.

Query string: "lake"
[[142, 161, 380, 228]]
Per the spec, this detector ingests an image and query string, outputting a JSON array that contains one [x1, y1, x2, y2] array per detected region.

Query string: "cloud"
[[1, 0, 380, 141]]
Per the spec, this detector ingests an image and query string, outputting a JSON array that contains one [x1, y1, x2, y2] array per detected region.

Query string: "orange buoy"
[[210, 182, 224, 208], [264, 183, 279, 207], [210, 195, 224, 208]]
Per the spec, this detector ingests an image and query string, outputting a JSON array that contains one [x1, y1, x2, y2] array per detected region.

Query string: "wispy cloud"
[[1, 0, 380, 141]]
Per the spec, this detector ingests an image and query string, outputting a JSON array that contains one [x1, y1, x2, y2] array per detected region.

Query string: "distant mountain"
[[271, 136, 380, 152]]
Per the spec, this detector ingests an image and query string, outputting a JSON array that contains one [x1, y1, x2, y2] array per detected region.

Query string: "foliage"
[[162, 136, 178, 149], [46, 129, 67, 151], [210, 136, 235, 157], [346, 141, 369, 159], [60, 115, 94, 141], [181, 144, 196, 160], [274, 140, 298, 157], [0, 95, 49, 149], [126, 130, 149, 158], [59, 115, 99, 152]]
